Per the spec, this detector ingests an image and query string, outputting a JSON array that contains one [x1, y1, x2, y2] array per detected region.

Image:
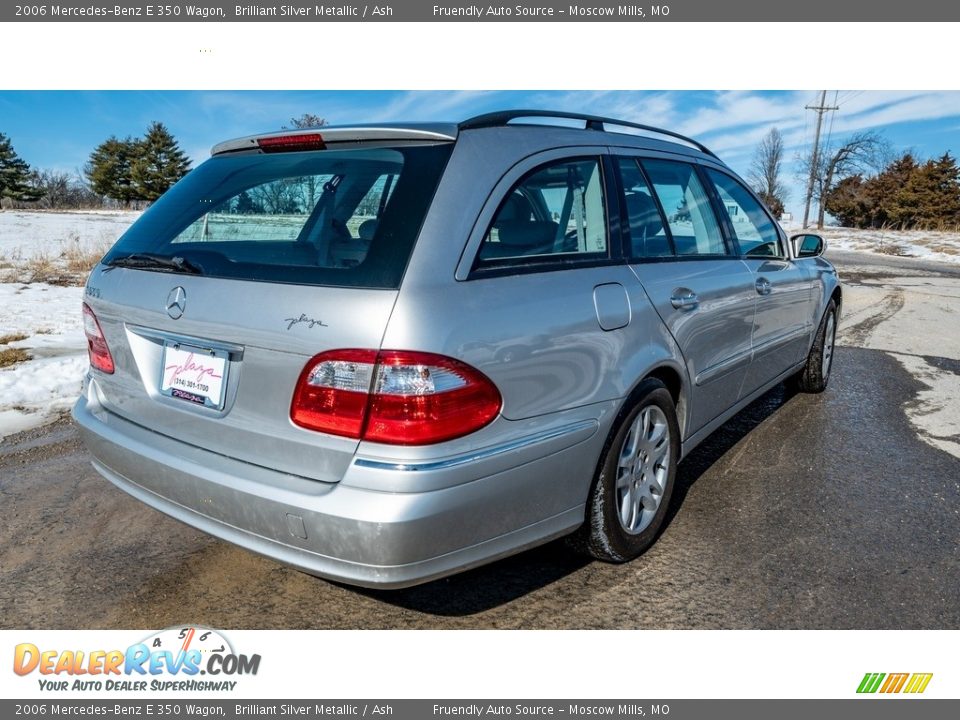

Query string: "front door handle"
[[670, 290, 699, 310], [755, 277, 772, 296]]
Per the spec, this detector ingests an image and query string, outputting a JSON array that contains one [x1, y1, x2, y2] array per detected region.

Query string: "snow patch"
[[0, 282, 87, 438]]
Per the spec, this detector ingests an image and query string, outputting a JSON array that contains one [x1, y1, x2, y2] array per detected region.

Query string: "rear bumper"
[[72, 390, 602, 589]]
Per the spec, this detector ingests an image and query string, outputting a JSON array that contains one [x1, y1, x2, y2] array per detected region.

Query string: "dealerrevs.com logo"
[[13, 626, 260, 693], [857, 673, 933, 694]]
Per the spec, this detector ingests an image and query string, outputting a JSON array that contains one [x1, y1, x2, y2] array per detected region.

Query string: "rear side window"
[[641, 160, 728, 256], [706, 169, 784, 258], [616, 158, 672, 258], [103, 144, 452, 289], [477, 158, 608, 267]]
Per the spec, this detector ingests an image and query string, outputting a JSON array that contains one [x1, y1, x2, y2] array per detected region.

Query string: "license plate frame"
[[159, 341, 230, 410]]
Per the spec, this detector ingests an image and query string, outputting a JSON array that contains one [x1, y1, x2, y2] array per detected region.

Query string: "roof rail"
[[459, 110, 717, 158]]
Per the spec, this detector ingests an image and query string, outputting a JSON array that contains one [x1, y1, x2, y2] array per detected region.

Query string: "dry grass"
[[62, 237, 109, 274], [0, 347, 31, 368], [0, 332, 29, 344], [1, 234, 110, 285], [875, 242, 910, 256]]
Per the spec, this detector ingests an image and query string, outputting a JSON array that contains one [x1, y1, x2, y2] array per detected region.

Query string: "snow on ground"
[[0, 209, 139, 264], [0, 282, 87, 438], [0, 211, 140, 438], [783, 223, 960, 265]]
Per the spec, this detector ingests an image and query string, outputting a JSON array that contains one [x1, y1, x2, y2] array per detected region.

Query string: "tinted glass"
[[707, 169, 783, 258], [103, 144, 452, 289], [641, 160, 727, 256], [616, 158, 672, 258], [478, 158, 607, 264]]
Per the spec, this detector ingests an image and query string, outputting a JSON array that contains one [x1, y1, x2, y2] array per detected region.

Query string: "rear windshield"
[[103, 143, 453, 289]]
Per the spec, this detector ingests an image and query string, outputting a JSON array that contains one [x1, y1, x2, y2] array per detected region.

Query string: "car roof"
[[211, 111, 718, 162]]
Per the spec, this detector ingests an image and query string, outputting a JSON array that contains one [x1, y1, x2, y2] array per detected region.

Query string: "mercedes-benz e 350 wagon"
[[74, 111, 840, 588]]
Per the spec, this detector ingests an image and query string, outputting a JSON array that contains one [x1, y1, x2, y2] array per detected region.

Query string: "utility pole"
[[802, 90, 839, 229]]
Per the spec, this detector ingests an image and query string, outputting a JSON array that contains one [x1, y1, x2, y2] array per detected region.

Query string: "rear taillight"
[[82, 303, 114, 374], [291, 350, 501, 445]]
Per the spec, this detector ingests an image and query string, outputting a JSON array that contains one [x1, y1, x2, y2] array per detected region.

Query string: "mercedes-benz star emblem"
[[166, 286, 187, 320]]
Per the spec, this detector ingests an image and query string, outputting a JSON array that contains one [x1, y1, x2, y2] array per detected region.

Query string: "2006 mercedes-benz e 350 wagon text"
[[74, 111, 840, 588]]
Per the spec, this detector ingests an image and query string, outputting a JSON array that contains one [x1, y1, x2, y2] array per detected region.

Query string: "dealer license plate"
[[160, 342, 229, 410]]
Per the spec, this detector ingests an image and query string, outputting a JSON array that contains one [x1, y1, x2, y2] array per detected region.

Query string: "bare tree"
[[798, 131, 889, 229], [284, 114, 328, 129], [748, 128, 787, 217]]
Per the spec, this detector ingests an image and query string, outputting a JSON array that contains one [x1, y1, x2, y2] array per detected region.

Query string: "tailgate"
[[84, 265, 397, 483]]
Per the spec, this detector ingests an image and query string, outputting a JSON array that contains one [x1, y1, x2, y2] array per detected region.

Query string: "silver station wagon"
[[74, 111, 840, 588]]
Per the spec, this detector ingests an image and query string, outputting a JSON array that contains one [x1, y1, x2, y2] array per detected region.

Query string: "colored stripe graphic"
[[857, 673, 885, 693], [880, 673, 909, 693], [857, 672, 932, 694], [904, 673, 934, 694]]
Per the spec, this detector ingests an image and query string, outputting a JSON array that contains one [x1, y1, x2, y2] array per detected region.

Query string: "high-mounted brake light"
[[82, 303, 114, 374], [291, 350, 501, 445], [257, 133, 326, 153]]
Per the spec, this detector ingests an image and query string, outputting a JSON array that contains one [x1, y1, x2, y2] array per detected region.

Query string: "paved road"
[[2, 250, 959, 629]]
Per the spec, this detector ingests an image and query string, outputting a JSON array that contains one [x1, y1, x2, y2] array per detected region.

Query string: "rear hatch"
[[84, 131, 453, 483]]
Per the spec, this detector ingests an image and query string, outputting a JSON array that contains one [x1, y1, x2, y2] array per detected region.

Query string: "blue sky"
[[1, 90, 959, 217]]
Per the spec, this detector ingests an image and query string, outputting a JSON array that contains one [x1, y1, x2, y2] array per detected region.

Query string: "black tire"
[[791, 299, 838, 394], [569, 378, 680, 562]]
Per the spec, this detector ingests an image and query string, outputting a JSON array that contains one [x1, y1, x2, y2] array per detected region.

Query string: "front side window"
[[706, 169, 784, 258], [641, 160, 728, 256], [477, 158, 608, 266]]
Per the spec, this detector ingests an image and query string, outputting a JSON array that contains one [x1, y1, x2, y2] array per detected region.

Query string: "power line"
[[802, 90, 840, 229]]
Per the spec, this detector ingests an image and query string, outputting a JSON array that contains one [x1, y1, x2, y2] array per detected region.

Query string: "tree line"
[[0, 122, 190, 210], [1, 114, 327, 211], [824, 152, 960, 230], [749, 124, 959, 230]]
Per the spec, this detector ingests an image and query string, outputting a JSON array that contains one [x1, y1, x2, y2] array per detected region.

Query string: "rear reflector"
[[82, 303, 114, 374], [291, 350, 501, 445], [257, 133, 326, 153]]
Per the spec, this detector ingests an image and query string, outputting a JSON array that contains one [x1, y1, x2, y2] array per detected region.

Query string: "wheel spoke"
[[651, 441, 670, 470], [648, 472, 664, 497], [641, 407, 653, 439], [619, 422, 640, 470], [619, 488, 632, 529], [639, 489, 658, 511], [649, 419, 667, 448]]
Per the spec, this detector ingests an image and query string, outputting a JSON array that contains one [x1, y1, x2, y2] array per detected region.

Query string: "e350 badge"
[[13, 626, 261, 693]]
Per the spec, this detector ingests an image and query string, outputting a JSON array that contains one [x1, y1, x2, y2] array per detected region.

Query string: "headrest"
[[625, 192, 663, 239], [496, 193, 535, 224], [357, 219, 378, 242], [495, 220, 559, 249]]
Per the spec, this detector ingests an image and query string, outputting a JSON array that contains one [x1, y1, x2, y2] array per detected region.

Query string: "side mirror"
[[791, 233, 825, 258]]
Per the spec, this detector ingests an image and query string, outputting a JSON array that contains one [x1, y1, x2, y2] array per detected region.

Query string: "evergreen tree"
[[823, 175, 870, 228], [130, 122, 191, 201], [0, 132, 43, 203], [824, 151, 960, 229], [85, 136, 139, 205], [928, 153, 960, 224]]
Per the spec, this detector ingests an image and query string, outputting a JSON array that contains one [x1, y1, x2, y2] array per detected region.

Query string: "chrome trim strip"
[[353, 419, 598, 473], [750, 325, 812, 359], [695, 348, 752, 386], [126, 324, 245, 359]]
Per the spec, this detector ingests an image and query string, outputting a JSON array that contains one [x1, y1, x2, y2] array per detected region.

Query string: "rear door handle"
[[670, 290, 699, 310], [755, 277, 772, 296]]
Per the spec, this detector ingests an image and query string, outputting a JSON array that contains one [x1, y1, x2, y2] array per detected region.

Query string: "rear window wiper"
[[105, 253, 204, 275]]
